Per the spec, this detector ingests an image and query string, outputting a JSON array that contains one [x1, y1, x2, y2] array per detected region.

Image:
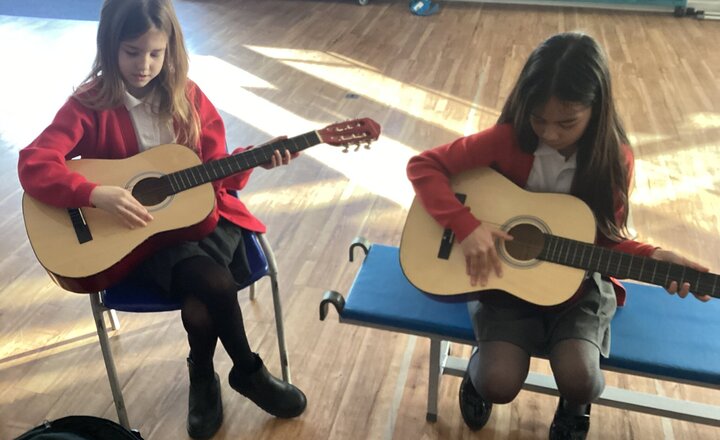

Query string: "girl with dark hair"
[[406, 32, 710, 439], [18, 0, 306, 438]]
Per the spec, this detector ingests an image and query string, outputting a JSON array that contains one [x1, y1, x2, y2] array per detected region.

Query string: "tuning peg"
[[342, 144, 350, 153]]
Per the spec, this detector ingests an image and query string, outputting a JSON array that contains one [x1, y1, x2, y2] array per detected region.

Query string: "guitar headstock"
[[317, 118, 381, 152]]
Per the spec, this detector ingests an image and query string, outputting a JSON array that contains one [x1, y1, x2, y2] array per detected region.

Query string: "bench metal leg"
[[90, 293, 130, 429], [427, 339, 453, 422]]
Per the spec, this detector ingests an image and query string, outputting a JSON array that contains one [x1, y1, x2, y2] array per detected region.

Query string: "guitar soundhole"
[[131, 176, 172, 206], [504, 223, 545, 262]]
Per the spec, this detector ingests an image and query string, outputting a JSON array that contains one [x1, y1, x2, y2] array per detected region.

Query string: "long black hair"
[[499, 32, 630, 240]]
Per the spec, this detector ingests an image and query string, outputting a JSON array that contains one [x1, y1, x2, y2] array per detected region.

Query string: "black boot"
[[459, 367, 492, 430], [549, 398, 591, 440], [228, 353, 307, 418], [187, 356, 223, 439]]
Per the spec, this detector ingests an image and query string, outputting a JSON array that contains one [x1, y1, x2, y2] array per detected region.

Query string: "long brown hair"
[[498, 32, 630, 241], [75, 0, 200, 148]]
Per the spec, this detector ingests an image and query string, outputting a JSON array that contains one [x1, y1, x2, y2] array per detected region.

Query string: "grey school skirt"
[[468, 272, 617, 357], [133, 217, 252, 295]]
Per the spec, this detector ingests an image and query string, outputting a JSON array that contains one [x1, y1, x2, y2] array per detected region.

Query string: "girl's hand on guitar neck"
[[90, 185, 154, 229], [460, 224, 514, 287], [256, 136, 299, 170], [650, 248, 712, 302], [261, 148, 297, 169]]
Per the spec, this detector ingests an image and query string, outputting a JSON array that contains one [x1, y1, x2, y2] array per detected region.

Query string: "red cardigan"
[[406, 123, 657, 306], [17, 81, 265, 234]]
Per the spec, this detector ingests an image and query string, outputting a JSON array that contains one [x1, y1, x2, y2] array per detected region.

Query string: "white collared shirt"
[[525, 143, 577, 194], [123, 91, 175, 152]]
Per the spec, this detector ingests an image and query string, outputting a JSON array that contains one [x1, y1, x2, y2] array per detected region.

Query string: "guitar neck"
[[540, 234, 720, 298], [164, 131, 321, 193]]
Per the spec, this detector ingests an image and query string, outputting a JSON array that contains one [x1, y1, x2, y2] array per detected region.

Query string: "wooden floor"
[[1, 1, 719, 439]]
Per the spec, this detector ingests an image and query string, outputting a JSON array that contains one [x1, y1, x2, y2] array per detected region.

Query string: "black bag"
[[14, 416, 143, 440]]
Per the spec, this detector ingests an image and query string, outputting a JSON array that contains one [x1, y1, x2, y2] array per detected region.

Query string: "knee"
[[470, 364, 524, 404], [555, 368, 604, 404], [181, 296, 214, 331], [172, 257, 238, 305]]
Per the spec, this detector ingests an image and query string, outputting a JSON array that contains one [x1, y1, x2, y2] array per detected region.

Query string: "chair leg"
[[107, 309, 121, 331], [249, 283, 256, 301], [90, 293, 131, 429], [257, 234, 291, 383]]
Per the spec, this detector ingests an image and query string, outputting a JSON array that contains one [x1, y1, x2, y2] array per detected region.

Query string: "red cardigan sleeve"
[[17, 98, 99, 208], [407, 124, 530, 241]]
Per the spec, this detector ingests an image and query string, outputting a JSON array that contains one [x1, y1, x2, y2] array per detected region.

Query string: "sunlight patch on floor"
[[244, 45, 499, 135], [0, 18, 97, 150], [191, 55, 416, 208]]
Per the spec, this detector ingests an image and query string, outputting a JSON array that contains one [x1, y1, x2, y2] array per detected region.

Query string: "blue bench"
[[319, 240, 720, 426]]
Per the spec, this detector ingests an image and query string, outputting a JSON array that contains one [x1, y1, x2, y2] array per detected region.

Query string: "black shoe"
[[229, 354, 307, 418], [549, 398, 591, 440], [459, 368, 492, 430], [186, 356, 223, 439]]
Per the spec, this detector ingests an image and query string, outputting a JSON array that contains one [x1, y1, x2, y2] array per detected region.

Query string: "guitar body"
[[22, 144, 216, 293], [400, 167, 597, 306]]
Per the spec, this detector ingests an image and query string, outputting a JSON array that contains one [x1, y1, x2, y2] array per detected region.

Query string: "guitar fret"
[[218, 158, 229, 176], [179, 170, 190, 190], [554, 237, 562, 262], [168, 174, 179, 193], [651, 260, 658, 286], [201, 165, 212, 182], [569, 242, 579, 266], [680, 265, 687, 286], [604, 247, 611, 274], [549, 236, 558, 259], [629, 254, 638, 280], [208, 161, 220, 179]]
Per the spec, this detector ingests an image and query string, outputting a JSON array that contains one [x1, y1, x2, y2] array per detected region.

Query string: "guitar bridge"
[[437, 192, 466, 260], [68, 208, 93, 244]]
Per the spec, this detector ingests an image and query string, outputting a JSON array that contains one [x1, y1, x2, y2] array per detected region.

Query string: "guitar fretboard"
[[163, 131, 321, 194], [539, 234, 719, 298]]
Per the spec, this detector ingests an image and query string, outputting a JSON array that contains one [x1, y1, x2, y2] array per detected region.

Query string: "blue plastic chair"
[[89, 230, 290, 429]]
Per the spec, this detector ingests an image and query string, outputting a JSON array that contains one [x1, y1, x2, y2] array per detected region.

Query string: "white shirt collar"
[[123, 89, 160, 112], [123, 90, 143, 111], [534, 143, 577, 168]]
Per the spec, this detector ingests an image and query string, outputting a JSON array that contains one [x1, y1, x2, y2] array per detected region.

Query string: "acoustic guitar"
[[23, 118, 381, 293], [400, 167, 719, 306]]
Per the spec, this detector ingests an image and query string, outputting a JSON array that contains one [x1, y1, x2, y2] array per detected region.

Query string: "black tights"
[[171, 256, 255, 372], [469, 339, 604, 409]]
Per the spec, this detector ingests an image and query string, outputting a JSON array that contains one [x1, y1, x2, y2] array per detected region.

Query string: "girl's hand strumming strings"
[[460, 224, 514, 287], [650, 248, 712, 302], [90, 185, 153, 229]]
